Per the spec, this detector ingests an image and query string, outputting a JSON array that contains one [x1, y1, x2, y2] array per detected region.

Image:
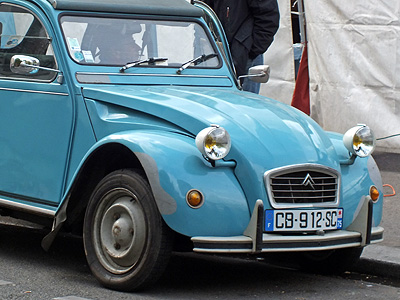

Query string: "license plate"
[[264, 208, 343, 232]]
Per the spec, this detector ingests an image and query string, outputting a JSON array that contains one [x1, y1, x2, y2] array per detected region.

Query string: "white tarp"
[[262, 0, 400, 152], [306, 0, 400, 152]]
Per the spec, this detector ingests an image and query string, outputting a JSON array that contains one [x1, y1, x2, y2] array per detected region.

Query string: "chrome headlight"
[[195, 125, 231, 160], [343, 125, 375, 157]]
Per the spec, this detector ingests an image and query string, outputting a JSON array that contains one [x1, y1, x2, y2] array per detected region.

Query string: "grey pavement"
[[354, 151, 400, 278]]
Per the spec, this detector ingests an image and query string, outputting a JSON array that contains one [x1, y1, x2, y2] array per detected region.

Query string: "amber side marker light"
[[186, 190, 204, 208], [370, 186, 380, 202]]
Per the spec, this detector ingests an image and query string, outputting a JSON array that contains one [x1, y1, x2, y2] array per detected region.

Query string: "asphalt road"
[[1, 151, 399, 299], [1, 223, 400, 300]]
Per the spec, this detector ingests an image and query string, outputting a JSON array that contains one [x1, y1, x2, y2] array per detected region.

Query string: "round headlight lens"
[[195, 125, 231, 160], [343, 125, 375, 157]]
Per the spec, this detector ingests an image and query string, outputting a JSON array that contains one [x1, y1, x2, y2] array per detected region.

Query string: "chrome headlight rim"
[[343, 124, 376, 157], [195, 125, 231, 161]]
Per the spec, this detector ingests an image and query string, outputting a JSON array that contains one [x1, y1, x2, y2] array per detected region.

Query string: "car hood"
[[82, 85, 340, 171]]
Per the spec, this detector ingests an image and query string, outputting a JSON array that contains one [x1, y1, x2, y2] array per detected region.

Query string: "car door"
[[0, 2, 73, 207]]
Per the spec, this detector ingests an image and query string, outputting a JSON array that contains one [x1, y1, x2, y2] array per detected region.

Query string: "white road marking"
[[53, 297, 93, 300], [0, 280, 12, 285]]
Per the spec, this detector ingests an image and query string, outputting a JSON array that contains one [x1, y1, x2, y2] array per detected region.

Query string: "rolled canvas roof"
[[47, 0, 203, 17]]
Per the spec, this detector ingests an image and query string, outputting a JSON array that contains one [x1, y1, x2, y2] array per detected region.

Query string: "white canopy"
[[262, 0, 400, 152]]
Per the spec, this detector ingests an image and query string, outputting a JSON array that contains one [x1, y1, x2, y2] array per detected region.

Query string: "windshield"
[[60, 15, 219, 68]]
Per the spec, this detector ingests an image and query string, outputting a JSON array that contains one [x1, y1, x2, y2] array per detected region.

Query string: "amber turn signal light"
[[186, 190, 204, 208], [370, 186, 380, 202]]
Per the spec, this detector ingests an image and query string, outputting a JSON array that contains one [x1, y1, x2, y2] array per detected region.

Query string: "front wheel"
[[83, 169, 172, 291], [298, 247, 363, 275]]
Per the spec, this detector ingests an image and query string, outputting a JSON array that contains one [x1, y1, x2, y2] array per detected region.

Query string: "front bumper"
[[192, 199, 384, 254]]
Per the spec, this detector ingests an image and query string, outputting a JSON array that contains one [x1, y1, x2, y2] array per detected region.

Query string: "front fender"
[[91, 130, 251, 237], [328, 132, 383, 228], [340, 155, 383, 228]]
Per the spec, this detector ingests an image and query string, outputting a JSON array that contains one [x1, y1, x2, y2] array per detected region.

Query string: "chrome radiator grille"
[[265, 165, 339, 208]]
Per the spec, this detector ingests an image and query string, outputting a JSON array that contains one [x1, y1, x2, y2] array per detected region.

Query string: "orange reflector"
[[187, 190, 203, 208], [370, 186, 380, 202]]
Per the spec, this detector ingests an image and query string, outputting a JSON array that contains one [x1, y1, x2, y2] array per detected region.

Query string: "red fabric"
[[291, 42, 310, 115]]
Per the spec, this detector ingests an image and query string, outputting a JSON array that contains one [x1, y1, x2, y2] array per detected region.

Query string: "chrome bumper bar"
[[192, 198, 383, 254], [192, 227, 383, 254]]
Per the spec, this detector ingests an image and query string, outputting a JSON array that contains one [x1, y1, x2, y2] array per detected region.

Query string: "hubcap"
[[93, 188, 147, 274]]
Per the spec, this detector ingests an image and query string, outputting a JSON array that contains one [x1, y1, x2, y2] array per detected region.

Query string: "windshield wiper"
[[176, 53, 218, 74], [120, 57, 168, 73]]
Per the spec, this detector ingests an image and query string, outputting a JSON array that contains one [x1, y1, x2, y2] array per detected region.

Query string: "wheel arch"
[[63, 142, 144, 234], [42, 130, 188, 250]]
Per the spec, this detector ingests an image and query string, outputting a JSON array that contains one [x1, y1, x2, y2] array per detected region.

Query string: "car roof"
[[46, 0, 203, 17]]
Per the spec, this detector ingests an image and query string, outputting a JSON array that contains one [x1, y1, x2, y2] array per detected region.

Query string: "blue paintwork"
[[0, 0, 383, 240]]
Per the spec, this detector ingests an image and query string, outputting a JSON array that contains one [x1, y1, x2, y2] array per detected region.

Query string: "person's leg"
[[242, 54, 263, 94]]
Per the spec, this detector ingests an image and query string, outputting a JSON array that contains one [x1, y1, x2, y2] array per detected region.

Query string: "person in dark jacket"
[[202, 0, 280, 93]]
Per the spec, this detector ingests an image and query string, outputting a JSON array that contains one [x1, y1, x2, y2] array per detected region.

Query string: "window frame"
[[58, 12, 222, 71], [0, 2, 59, 83]]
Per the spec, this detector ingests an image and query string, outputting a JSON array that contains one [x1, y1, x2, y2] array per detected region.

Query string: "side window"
[[0, 4, 57, 81]]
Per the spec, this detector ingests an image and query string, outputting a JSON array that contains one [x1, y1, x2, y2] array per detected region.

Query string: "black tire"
[[83, 169, 173, 291], [297, 247, 363, 275]]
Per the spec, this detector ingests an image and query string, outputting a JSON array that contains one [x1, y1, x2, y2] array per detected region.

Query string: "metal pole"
[[297, 0, 307, 43]]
